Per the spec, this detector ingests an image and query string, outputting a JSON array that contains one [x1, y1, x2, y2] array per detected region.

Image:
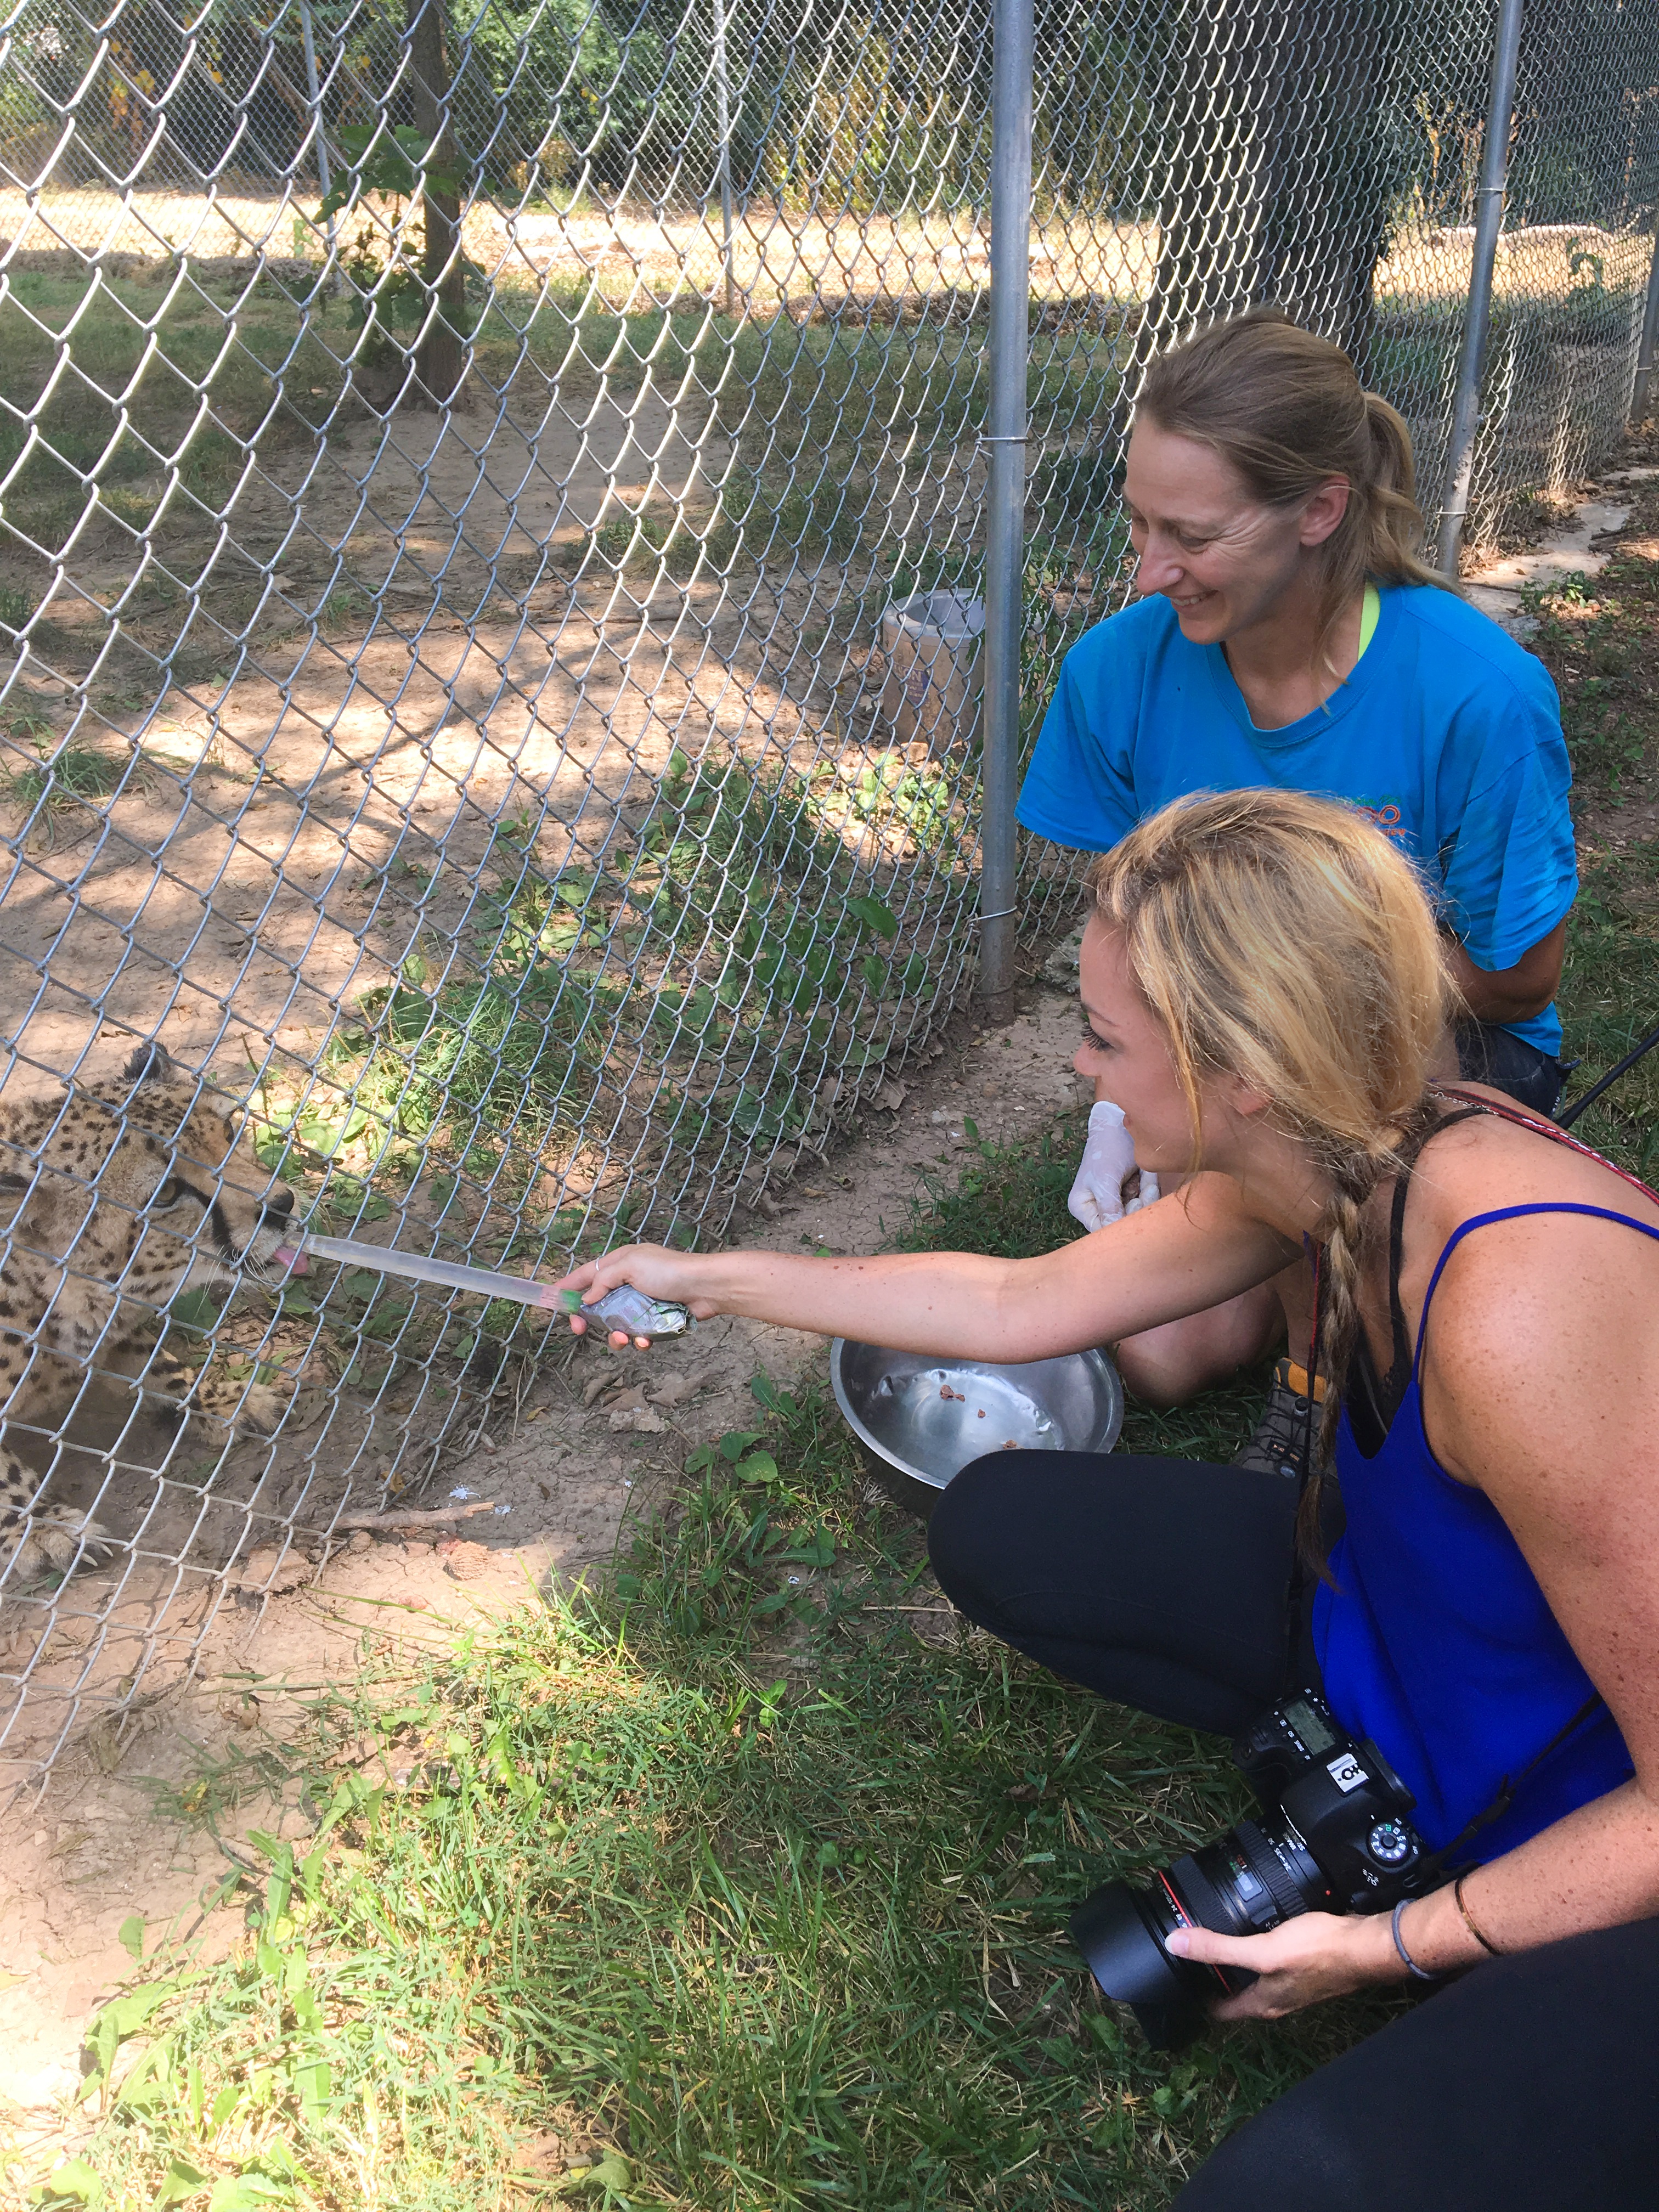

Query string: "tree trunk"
[[1135, 0, 1398, 379], [1242, 0, 1392, 370], [1135, 0, 1284, 366], [406, 0, 466, 405]]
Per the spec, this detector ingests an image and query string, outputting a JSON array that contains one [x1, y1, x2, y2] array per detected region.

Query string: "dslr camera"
[[1070, 1689, 1429, 2047]]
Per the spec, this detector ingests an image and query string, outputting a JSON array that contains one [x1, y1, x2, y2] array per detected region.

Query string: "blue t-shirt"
[[1018, 585, 1576, 1054]]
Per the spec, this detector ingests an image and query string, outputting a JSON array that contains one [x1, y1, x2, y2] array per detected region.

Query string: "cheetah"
[[0, 1043, 297, 1585]]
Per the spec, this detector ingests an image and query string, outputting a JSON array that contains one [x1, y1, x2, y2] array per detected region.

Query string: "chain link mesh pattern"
[[0, 0, 1654, 1785]]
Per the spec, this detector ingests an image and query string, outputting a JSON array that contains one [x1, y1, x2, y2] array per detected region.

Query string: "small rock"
[[929, 1107, 947, 1125], [512, 2130, 571, 2180], [609, 1405, 668, 1434], [347, 1530, 373, 1554], [1042, 922, 1086, 992], [438, 1538, 491, 1581], [647, 1372, 695, 1407]]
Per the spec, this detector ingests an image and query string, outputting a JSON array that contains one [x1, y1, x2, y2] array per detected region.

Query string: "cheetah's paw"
[[189, 1377, 291, 1436], [1, 1505, 115, 1584]]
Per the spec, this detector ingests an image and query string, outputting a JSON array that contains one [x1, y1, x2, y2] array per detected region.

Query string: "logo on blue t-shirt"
[[1354, 800, 1409, 845]]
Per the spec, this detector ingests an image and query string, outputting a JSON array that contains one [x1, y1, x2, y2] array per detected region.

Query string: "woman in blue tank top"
[[555, 788, 1659, 2208]]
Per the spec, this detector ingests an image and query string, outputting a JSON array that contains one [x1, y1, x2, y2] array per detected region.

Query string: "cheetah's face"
[[0, 1045, 296, 1305]]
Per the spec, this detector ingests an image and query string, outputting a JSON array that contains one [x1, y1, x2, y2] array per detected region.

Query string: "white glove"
[[1067, 1100, 1161, 1231]]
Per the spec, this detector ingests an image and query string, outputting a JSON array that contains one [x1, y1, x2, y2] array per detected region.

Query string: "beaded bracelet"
[[1391, 1898, 1441, 1983]]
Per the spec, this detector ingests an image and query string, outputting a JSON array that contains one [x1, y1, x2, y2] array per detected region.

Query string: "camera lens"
[[1070, 1866, 1211, 2049], [1070, 1816, 1330, 2049]]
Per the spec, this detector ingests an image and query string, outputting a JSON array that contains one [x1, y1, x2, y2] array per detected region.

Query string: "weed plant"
[[0, 729, 127, 843]]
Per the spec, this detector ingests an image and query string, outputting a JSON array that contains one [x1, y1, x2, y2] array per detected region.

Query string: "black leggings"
[[928, 1453, 1659, 2211], [928, 1451, 1306, 1735]]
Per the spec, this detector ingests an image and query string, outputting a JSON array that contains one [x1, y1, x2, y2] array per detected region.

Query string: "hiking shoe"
[[1232, 1357, 1318, 1483]]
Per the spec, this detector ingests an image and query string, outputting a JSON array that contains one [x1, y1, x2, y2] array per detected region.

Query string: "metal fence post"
[[712, 0, 738, 319], [298, 0, 340, 292], [979, 0, 1034, 1025], [1435, 0, 1526, 574], [1631, 228, 1659, 427]]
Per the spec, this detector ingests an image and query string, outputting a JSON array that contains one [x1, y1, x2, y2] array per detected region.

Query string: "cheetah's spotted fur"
[[0, 1045, 296, 1585]]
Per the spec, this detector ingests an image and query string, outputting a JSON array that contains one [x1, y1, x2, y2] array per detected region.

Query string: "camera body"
[[1070, 1689, 1430, 2047]]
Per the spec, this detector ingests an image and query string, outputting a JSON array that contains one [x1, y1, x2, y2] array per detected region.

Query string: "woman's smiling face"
[[1073, 917, 1224, 1177], [1122, 417, 1348, 645]]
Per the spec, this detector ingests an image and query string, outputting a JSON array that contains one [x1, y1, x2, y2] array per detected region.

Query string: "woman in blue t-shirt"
[[1018, 312, 1577, 1468], [556, 792, 1659, 2210]]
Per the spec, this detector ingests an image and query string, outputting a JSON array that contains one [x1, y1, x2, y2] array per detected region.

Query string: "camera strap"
[[1416, 1690, 1608, 1883]]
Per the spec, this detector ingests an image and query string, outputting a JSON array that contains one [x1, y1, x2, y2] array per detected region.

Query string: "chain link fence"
[[1, 0, 1656, 1787]]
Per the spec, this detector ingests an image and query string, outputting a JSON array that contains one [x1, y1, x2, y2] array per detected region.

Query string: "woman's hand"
[[550, 1244, 729, 1348], [1165, 1909, 1404, 2022]]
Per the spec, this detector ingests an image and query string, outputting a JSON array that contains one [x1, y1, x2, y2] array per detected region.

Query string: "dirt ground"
[[2, 178, 1640, 320], [0, 980, 1091, 2118], [0, 387, 917, 1092]]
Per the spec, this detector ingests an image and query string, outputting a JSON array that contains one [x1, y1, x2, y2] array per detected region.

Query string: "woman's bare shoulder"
[[1413, 1111, 1659, 1465], [1413, 1093, 1659, 1234]]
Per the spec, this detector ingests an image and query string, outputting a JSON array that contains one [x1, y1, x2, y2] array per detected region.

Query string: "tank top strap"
[[1380, 1105, 1489, 1397], [1412, 1201, 1659, 1384]]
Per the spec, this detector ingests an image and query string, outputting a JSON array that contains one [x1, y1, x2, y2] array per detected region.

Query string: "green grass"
[[54, 1300, 1388, 2212], [0, 732, 127, 832], [266, 747, 979, 1260], [1556, 848, 1659, 1178], [1522, 529, 1659, 1176]]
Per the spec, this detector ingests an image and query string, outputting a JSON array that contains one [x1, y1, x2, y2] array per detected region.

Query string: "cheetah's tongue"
[[273, 1245, 309, 1276]]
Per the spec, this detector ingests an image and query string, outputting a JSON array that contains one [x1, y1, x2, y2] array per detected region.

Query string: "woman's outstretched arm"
[[552, 1170, 1298, 1363]]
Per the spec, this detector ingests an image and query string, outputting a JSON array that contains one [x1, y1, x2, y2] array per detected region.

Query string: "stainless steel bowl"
[[830, 1338, 1124, 1520]]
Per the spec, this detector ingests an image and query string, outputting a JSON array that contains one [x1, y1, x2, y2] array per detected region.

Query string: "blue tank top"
[[1313, 1199, 1646, 1862]]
